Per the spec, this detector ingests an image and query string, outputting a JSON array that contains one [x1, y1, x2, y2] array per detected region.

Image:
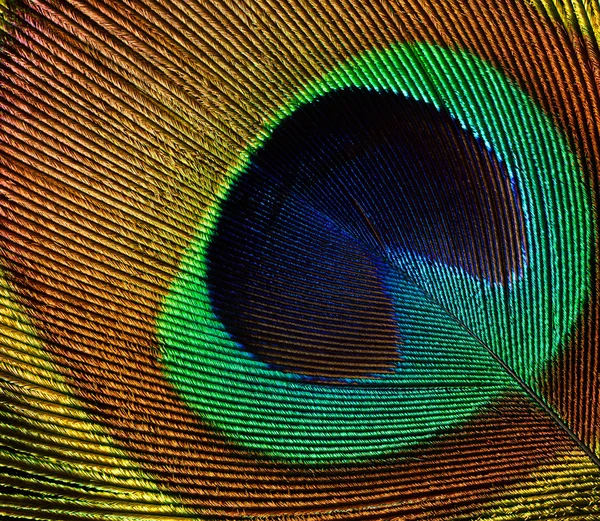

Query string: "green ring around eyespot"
[[157, 42, 592, 464]]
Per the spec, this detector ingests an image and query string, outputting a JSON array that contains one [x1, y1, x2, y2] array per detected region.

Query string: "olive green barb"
[[531, 0, 600, 39], [0, 274, 196, 521], [0, 1, 7, 34]]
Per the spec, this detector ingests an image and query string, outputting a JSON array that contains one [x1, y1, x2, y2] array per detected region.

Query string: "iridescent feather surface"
[[1, 0, 600, 519]]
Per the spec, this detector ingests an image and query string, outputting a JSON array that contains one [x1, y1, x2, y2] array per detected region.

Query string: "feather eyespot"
[[2, 1, 600, 518]]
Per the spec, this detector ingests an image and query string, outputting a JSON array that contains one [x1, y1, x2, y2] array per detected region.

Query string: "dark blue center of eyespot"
[[206, 89, 524, 380]]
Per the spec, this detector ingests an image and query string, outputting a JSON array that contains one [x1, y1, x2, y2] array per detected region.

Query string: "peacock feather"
[[1, 0, 599, 519]]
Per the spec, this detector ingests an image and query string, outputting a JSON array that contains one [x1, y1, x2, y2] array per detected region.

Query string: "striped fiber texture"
[[1, 0, 600, 519]]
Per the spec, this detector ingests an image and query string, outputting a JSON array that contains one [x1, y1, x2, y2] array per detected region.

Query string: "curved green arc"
[[157, 42, 593, 464]]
